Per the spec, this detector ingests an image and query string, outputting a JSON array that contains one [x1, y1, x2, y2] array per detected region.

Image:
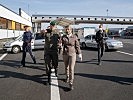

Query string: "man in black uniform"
[[20, 25, 36, 67], [43, 21, 61, 84], [95, 24, 107, 65]]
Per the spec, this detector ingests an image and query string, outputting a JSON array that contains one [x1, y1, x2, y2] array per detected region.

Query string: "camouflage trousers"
[[44, 51, 58, 83]]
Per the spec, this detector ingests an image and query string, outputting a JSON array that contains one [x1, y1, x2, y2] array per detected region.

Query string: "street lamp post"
[[106, 9, 109, 33], [106, 9, 109, 17]]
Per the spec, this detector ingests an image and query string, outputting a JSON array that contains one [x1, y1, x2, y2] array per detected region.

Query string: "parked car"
[[3, 33, 45, 53], [80, 34, 123, 50]]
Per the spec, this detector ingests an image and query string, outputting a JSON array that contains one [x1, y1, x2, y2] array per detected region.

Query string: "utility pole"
[[106, 9, 109, 33], [106, 9, 108, 17]]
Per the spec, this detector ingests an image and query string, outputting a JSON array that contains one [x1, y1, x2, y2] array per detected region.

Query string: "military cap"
[[50, 21, 57, 26], [24, 25, 30, 28]]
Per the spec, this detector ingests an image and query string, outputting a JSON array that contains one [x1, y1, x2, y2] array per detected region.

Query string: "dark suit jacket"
[[95, 30, 108, 46]]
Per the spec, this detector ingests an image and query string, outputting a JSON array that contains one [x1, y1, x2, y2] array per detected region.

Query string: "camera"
[[46, 29, 52, 33]]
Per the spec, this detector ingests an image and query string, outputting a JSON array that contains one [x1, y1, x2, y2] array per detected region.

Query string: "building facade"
[[0, 4, 32, 39]]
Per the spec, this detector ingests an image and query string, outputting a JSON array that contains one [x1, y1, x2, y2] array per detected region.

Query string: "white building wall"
[[0, 4, 32, 39], [0, 29, 24, 39], [0, 5, 32, 26]]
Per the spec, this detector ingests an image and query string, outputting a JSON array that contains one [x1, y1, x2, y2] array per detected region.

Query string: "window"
[[85, 35, 91, 40], [35, 33, 44, 40], [21, 24, 25, 31], [0, 17, 7, 29], [7, 20, 12, 29], [92, 35, 96, 40], [16, 22, 21, 30]]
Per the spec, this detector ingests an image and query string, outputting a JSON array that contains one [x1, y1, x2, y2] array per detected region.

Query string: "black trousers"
[[97, 43, 105, 64], [21, 43, 36, 66], [44, 51, 58, 82]]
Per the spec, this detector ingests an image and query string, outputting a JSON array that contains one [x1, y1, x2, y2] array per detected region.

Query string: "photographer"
[[95, 24, 107, 65]]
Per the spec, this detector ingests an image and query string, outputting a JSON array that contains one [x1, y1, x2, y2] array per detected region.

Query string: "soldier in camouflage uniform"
[[43, 21, 61, 84]]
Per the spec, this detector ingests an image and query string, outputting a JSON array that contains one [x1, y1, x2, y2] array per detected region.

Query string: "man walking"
[[95, 24, 107, 65], [21, 25, 36, 67], [43, 21, 61, 85]]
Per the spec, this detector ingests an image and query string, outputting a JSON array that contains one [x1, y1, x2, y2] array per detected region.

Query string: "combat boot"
[[55, 68, 58, 77], [33, 58, 36, 64], [69, 83, 74, 90], [47, 73, 51, 85]]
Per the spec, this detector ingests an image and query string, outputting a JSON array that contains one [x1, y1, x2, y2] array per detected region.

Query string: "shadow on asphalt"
[[103, 59, 133, 63], [51, 82, 71, 92], [0, 49, 6, 54], [0, 60, 46, 71], [81, 47, 118, 52], [0, 70, 48, 85], [81, 47, 97, 51], [75, 73, 133, 85], [76, 59, 98, 65], [77, 58, 133, 64]]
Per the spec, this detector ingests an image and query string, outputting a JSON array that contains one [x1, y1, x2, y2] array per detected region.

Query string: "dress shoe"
[[97, 62, 101, 66], [19, 65, 25, 68], [55, 73, 58, 77], [33, 60, 36, 64], [46, 82, 51, 85], [55, 69, 58, 77]]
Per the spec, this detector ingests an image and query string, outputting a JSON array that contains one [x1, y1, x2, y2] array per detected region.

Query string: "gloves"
[[78, 54, 82, 61]]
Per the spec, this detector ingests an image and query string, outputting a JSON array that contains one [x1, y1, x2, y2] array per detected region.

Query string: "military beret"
[[24, 25, 30, 28], [50, 21, 57, 26]]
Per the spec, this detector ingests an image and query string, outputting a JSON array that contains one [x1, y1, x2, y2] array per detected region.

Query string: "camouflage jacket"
[[44, 30, 61, 53]]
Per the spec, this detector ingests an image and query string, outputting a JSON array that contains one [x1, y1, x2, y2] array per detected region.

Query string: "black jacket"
[[95, 30, 107, 43]]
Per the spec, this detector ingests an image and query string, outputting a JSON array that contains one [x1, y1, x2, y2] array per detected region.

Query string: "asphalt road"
[[0, 39, 133, 100]]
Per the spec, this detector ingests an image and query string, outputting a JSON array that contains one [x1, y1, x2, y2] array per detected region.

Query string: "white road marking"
[[0, 53, 61, 100], [0, 53, 8, 61], [51, 69, 60, 100], [117, 51, 133, 56]]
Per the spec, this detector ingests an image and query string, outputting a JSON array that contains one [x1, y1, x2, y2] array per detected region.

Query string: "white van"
[[3, 33, 45, 53]]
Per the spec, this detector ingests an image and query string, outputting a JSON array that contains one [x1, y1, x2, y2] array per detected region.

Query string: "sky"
[[0, 0, 133, 28]]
